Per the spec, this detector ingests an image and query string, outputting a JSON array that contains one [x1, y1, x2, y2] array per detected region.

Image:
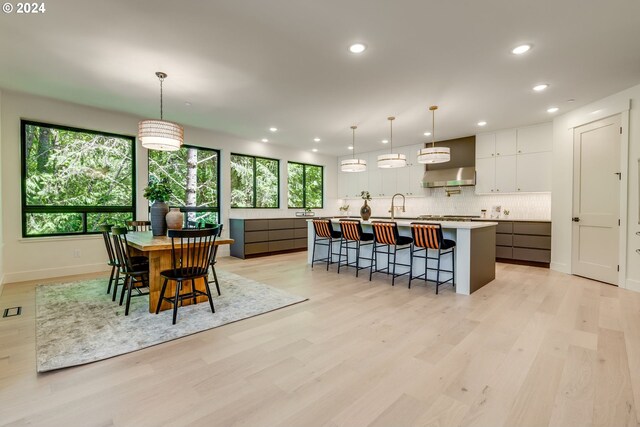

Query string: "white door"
[[572, 115, 621, 285]]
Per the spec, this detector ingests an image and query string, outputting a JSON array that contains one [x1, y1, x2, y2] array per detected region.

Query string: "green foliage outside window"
[[287, 162, 323, 209], [21, 121, 135, 237], [230, 154, 279, 208], [148, 145, 220, 225]]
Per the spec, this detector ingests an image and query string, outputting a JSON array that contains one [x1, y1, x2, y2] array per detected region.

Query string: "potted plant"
[[360, 191, 372, 220], [143, 178, 171, 236]]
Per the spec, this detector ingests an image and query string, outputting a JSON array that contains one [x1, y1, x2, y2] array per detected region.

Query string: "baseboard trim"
[[550, 262, 570, 274], [3, 263, 110, 284], [625, 278, 640, 293]]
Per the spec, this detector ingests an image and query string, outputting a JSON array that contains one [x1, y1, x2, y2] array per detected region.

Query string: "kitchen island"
[[307, 218, 498, 295]]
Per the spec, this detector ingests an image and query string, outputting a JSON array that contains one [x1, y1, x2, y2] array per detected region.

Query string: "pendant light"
[[377, 116, 406, 168], [138, 72, 184, 151], [341, 125, 367, 172], [417, 105, 450, 164]]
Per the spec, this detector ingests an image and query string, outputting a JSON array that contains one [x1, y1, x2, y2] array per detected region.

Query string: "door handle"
[[572, 217, 580, 222]]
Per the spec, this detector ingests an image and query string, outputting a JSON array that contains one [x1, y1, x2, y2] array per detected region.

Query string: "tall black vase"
[[150, 201, 169, 236]]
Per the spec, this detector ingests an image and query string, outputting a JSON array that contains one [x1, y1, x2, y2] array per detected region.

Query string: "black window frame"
[[287, 161, 324, 209], [20, 120, 136, 238], [147, 143, 221, 224], [230, 153, 280, 209]]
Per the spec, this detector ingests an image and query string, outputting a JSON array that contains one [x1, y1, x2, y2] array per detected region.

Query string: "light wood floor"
[[1, 253, 640, 427]]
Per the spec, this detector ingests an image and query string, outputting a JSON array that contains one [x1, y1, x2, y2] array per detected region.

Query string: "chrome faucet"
[[389, 193, 406, 220]]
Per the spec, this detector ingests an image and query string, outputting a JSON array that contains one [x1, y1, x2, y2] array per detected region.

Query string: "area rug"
[[35, 270, 307, 372]]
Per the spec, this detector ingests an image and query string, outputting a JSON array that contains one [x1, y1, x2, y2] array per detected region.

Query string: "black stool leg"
[[392, 245, 398, 286], [326, 239, 332, 271], [452, 248, 456, 288], [156, 278, 169, 314], [369, 243, 376, 281], [436, 249, 442, 295], [337, 238, 344, 274], [311, 234, 317, 270], [408, 245, 414, 289], [355, 241, 361, 278]]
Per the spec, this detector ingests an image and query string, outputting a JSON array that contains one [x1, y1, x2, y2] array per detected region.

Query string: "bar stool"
[[311, 219, 342, 270], [409, 222, 456, 294], [369, 221, 413, 286], [337, 219, 374, 277]]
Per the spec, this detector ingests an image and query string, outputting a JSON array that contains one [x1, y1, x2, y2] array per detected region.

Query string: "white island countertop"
[[321, 217, 498, 229]]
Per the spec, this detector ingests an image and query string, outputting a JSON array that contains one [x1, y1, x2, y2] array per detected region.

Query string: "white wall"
[[551, 82, 639, 291], [0, 90, 338, 283], [0, 90, 4, 293]]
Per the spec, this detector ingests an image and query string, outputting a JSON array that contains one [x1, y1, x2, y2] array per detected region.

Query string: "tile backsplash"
[[338, 187, 551, 220]]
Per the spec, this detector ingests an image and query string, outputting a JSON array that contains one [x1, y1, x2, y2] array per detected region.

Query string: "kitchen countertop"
[[472, 218, 551, 223], [320, 217, 498, 229]]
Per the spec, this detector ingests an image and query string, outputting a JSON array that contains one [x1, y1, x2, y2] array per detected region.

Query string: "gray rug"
[[35, 270, 307, 372]]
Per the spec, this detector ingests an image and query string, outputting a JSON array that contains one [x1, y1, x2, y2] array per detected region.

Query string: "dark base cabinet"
[[230, 218, 308, 259], [475, 220, 551, 267]]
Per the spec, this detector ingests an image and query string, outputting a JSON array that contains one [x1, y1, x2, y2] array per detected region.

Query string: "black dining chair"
[[111, 227, 150, 315], [204, 223, 223, 296], [155, 227, 220, 324]]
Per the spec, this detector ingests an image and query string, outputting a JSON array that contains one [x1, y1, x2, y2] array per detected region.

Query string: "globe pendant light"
[[138, 72, 184, 151], [377, 116, 406, 168], [417, 105, 450, 164], [341, 125, 367, 172]]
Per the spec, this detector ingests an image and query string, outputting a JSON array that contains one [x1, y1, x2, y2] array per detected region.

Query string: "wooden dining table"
[[125, 231, 234, 313]]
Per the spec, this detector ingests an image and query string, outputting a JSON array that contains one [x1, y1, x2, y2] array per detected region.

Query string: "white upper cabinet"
[[475, 122, 552, 194], [476, 133, 496, 159], [495, 129, 517, 156], [516, 122, 553, 154]]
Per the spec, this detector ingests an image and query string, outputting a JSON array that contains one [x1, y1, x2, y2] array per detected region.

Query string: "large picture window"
[[21, 120, 135, 237], [148, 145, 220, 225], [287, 162, 323, 209], [230, 154, 279, 208]]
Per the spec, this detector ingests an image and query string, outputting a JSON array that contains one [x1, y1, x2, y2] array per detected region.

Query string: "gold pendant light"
[[341, 125, 367, 172], [417, 105, 450, 164], [377, 116, 407, 168], [138, 72, 184, 151]]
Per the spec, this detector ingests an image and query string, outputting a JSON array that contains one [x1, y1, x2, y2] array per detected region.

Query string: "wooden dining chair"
[[126, 220, 151, 232], [111, 227, 150, 315], [156, 227, 220, 324], [98, 224, 120, 297]]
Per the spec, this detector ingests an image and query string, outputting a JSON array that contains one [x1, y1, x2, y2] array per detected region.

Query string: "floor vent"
[[3, 307, 22, 318]]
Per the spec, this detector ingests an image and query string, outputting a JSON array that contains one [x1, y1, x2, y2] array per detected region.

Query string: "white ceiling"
[[1, 0, 639, 155]]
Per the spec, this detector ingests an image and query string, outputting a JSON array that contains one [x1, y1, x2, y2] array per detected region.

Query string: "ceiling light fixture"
[[378, 117, 407, 168], [533, 84, 549, 92], [138, 72, 184, 151], [477, 121, 487, 126], [547, 107, 559, 113], [349, 43, 366, 54], [269, 127, 278, 132], [261, 138, 269, 143], [313, 137, 321, 142], [382, 139, 389, 144], [423, 131, 432, 136], [341, 126, 367, 172], [417, 106, 450, 164], [512, 44, 531, 55], [312, 148, 318, 153]]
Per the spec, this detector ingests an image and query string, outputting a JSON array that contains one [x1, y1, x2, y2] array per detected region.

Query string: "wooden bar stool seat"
[[311, 219, 342, 270], [409, 222, 456, 294], [369, 221, 413, 286]]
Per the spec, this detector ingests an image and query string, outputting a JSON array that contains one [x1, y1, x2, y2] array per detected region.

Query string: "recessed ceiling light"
[[512, 44, 531, 55], [423, 132, 432, 136], [382, 139, 389, 144], [349, 43, 366, 54], [348, 146, 354, 150], [313, 137, 321, 142], [533, 84, 549, 92], [269, 127, 278, 132], [261, 138, 269, 143], [547, 107, 559, 113], [477, 121, 487, 126], [312, 148, 318, 152]]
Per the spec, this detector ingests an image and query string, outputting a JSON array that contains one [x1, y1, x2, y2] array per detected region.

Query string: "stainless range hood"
[[422, 166, 476, 188], [421, 136, 476, 188]]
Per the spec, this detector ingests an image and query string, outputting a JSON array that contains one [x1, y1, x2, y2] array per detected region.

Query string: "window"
[[287, 162, 323, 209], [148, 145, 220, 225], [21, 120, 135, 237], [230, 154, 279, 208]]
